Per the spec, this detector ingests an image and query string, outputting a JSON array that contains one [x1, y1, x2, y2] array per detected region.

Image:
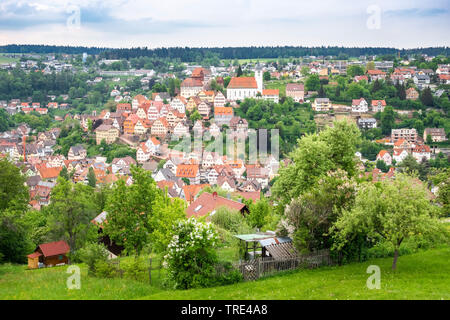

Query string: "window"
[[58, 255, 63, 261]]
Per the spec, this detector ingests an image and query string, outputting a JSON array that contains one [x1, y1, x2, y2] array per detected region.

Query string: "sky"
[[0, 0, 449, 49]]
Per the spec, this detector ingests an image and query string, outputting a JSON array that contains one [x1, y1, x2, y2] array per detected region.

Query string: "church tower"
[[255, 65, 263, 93]]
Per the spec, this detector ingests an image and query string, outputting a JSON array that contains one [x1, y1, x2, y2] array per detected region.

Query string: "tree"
[[333, 174, 441, 270], [366, 61, 375, 71], [236, 65, 243, 77], [376, 159, 389, 172], [420, 87, 433, 106], [380, 106, 395, 135], [0, 159, 33, 263], [305, 74, 320, 92], [59, 166, 69, 180], [347, 65, 365, 77], [190, 110, 202, 122], [263, 71, 271, 81], [150, 195, 186, 253], [87, 167, 96, 188], [301, 66, 310, 77], [104, 166, 160, 256], [273, 121, 360, 209], [247, 199, 270, 230], [47, 177, 98, 253], [279, 169, 357, 253]]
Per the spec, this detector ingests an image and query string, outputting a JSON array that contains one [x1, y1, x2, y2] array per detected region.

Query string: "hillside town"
[[1, 52, 449, 214]]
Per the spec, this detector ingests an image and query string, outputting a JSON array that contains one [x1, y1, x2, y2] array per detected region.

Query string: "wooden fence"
[[235, 249, 334, 281]]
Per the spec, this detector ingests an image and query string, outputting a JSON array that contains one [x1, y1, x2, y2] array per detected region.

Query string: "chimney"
[[22, 135, 27, 162]]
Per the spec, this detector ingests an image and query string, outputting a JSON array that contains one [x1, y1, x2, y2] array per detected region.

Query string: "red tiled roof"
[[227, 77, 258, 89], [186, 192, 246, 218], [367, 69, 386, 75], [262, 89, 279, 96], [214, 107, 233, 116], [27, 252, 42, 259], [183, 184, 210, 203], [176, 164, 199, 178], [286, 83, 304, 91], [371, 100, 386, 106], [181, 78, 203, 87], [37, 240, 70, 257], [36, 164, 62, 179]]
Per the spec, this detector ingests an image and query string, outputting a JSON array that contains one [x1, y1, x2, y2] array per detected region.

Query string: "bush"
[[211, 206, 252, 234], [94, 260, 119, 278], [78, 243, 109, 275], [213, 261, 243, 286], [163, 218, 219, 289], [122, 256, 148, 281]]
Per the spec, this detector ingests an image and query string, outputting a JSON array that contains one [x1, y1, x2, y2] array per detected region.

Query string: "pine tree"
[[237, 65, 243, 77]]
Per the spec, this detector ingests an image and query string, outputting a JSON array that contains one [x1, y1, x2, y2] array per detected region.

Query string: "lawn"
[[0, 54, 19, 64], [0, 247, 448, 300]]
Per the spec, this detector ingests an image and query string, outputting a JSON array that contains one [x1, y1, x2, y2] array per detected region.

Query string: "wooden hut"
[[27, 240, 70, 269]]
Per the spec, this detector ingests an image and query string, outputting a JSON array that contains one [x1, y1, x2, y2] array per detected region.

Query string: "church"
[[226, 66, 263, 101]]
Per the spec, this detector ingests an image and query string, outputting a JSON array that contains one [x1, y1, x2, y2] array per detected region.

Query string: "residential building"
[[376, 150, 392, 166], [391, 128, 418, 143], [285, 83, 305, 102], [312, 98, 331, 111], [352, 98, 368, 113], [406, 88, 419, 100], [95, 124, 119, 144], [371, 100, 386, 113], [423, 128, 447, 142], [180, 78, 203, 98]]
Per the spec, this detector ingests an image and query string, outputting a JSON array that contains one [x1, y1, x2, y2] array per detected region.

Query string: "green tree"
[[47, 177, 98, 253], [59, 166, 69, 180], [247, 199, 271, 230], [273, 121, 360, 209], [236, 65, 243, 77], [305, 74, 320, 92], [104, 166, 160, 256], [87, 167, 96, 188], [333, 174, 441, 270], [263, 71, 271, 81], [420, 87, 433, 106], [380, 106, 395, 135], [0, 159, 33, 263], [347, 65, 365, 77]]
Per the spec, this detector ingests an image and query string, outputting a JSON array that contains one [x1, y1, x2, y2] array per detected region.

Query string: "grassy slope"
[[1, 247, 448, 300], [143, 247, 450, 300]]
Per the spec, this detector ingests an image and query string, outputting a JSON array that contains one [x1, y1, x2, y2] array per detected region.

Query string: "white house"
[[352, 98, 368, 113], [376, 150, 392, 166], [393, 149, 409, 163]]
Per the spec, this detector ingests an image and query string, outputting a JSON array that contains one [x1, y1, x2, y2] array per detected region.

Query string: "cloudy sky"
[[0, 0, 449, 48]]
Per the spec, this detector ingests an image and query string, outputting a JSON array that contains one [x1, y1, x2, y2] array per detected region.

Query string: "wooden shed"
[[27, 240, 70, 269]]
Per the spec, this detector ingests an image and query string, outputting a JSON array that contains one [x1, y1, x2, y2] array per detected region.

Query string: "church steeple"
[[255, 64, 263, 93]]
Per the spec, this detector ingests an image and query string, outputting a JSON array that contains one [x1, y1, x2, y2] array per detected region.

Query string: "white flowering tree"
[[163, 218, 219, 289]]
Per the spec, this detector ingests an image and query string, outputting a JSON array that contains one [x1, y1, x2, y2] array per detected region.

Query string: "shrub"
[[211, 206, 252, 234], [163, 218, 219, 289], [213, 261, 243, 286], [94, 260, 119, 278], [78, 242, 109, 275], [122, 256, 148, 281]]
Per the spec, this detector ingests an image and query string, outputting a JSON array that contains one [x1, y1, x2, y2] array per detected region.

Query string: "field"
[[0, 247, 448, 300], [0, 54, 19, 64]]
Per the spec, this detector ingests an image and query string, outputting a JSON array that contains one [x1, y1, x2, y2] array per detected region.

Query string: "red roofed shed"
[[27, 240, 70, 269]]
